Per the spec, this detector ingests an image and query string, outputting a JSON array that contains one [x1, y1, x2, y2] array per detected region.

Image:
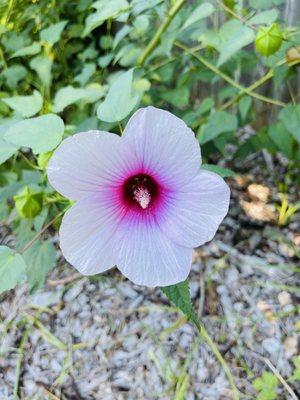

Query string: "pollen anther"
[[133, 187, 151, 209]]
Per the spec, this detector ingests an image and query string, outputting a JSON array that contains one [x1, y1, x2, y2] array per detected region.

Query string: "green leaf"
[[162, 281, 199, 327], [268, 123, 293, 158], [24, 240, 56, 293], [249, 0, 284, 10], [248, 9, 278, 25], [74, 63, 96, 86], [83, 0, 129, 36], [0, 119, 19, 165], [0, 246, 27, 293], [278, 104, 300, 143], [182, 2, 215, 31], [4, 114, 64, 154], [253, 372, 278, 400], [289, 356, 300, 382], [160, 86, 189, 108], [217, 20, 255, 66], [199, 111, 237, 144], [37, 151, 53, 170], [238, 96, 252, 122], [53, 84, 105, 113], [14, 186, 43, 219], [2, 65, 27, 89], [10, 42, 41, 58], [30, 56, 52, 88], [40, 21, 68, 45], [97, 69, 139, 122], [201, 164, 235, 178], [2, 90, 43, 118]]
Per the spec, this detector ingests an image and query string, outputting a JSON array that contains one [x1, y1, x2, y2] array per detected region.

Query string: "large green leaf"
[[0, 246, 27, 293], [2, 90, 43, 117], [0, 119, 19, 165], [162, 281, 199, 327], [217, 20, 255, 66], [268, 123, 294, 158], [181, 2, 215, 31], [248, 9, 278, 25], [4, 114, 64, 154], [24, 240, 56, 293], [40, 21, 68, 45], [97, 69, 139, 122], [278, 104, 300, 143], [84, 0, 129, 36], [199, 111, 238, 144], [53, 84, 105, 113]]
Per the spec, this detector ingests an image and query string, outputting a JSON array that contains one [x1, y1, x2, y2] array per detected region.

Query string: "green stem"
[[175, 41, 286, 107], [220, 69, 274, 110], [13, 324, 31, 400], [138, 0, 186, 66], [197, 323, 240, 400]]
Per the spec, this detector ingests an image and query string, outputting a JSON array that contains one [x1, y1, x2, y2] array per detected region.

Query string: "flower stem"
[[197, 322, 240, 400], [138, 0, 186, 66]]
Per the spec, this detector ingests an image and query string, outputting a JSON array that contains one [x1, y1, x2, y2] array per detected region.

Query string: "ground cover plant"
[[0, 0, 299, 398]]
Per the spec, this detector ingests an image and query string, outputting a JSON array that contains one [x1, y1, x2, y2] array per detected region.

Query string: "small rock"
[[283, 336, 298, 359], [278, 291, 292, 307], [262, 338, 281, 355], [247, 183, 270, 203]]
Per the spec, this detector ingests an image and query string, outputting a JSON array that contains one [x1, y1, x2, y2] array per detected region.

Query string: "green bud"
[[37, 151, 53, 170], [255, 24, 283, 56], [14, 187, 43, 219]]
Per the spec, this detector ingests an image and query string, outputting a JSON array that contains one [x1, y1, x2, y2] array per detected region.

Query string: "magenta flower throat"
[[47, 107, 230, 287]]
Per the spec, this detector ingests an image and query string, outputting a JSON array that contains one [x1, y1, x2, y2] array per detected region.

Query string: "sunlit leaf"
[[53, 84, 105, 113], [97, 69, 138, 122], [2, 90, 43, 118], [4, 114, 64, 154]]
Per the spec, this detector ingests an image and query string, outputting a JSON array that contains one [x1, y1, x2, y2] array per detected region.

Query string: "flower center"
[[122, 174, 158, 210]]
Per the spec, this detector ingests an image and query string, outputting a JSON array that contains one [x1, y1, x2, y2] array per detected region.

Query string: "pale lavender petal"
[[123, 107, 201, 188], [59, 194, 123, 275], [159, 170, 230, 248], [47, 130, 139, 200], [116, 215, 193, 287]]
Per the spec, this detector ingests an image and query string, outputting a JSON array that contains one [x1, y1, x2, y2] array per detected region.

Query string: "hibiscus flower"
[[47, 107, 230, 286]]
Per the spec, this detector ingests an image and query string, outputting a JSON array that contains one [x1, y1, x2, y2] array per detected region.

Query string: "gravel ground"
[[0, 157, 299, 400]]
